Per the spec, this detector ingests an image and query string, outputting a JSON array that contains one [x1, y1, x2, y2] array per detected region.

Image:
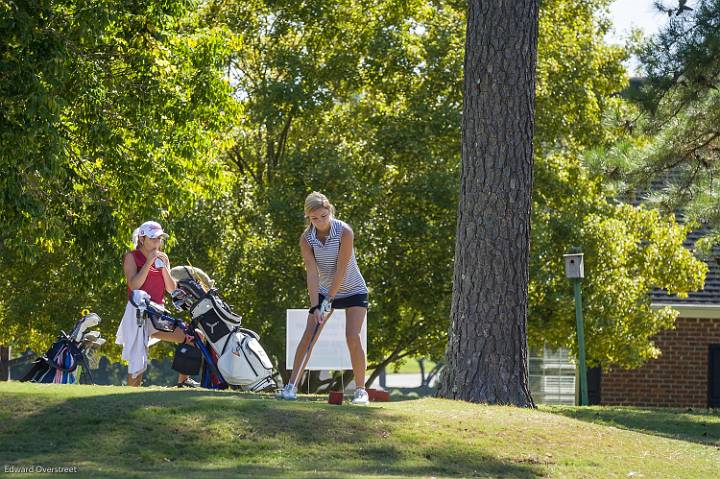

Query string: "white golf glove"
[[320, 297, 333, 316]]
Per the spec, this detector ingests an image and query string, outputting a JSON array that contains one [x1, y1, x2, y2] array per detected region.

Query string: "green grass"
[[0, 383, 718, 478]]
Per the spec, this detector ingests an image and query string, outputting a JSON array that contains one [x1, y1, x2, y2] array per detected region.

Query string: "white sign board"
[[285, 309, 367, 370]]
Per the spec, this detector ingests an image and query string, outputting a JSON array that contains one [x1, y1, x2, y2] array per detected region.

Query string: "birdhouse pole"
[[564, 251, 588, 406]]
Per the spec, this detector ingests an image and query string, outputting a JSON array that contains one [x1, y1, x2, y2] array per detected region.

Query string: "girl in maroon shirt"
[[122, 221, 195, 387]]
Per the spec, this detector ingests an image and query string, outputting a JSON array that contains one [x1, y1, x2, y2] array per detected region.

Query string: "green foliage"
[[530, 154, 707, 367], [198, 0, 704, 375], [600, 1, 720, 240], [536, 0, 628, 151], [527, 1, 707, 368], [0, 0, 707, 376], [0, 0, 238, 353], [182, 0, 464, 379]]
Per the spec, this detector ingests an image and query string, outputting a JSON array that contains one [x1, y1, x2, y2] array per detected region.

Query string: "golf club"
[[293, 306, 332, 391], [77, 330, 101, 346], [72, 313, 101, 342]]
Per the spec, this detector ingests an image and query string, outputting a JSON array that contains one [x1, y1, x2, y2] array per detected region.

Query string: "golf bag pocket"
[[47, 339, 83, 372], [217, 332, 274, 390], [190, 292, 241, 343], [172, 343, 202, 375], [149, 314, 177, 333]]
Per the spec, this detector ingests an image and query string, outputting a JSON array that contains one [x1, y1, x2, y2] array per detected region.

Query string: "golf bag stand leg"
[[79, 354, 95, 385]]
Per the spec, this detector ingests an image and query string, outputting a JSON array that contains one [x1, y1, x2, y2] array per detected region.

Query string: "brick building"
[[599, 230, 720, 408]]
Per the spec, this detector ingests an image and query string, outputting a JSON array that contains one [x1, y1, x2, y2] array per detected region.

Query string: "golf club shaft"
[[294, 311, 330, 387], [296, 323, 319, 389]]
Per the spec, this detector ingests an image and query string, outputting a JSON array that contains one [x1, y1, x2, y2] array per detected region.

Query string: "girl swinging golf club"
[[278, 192, 370, 405]]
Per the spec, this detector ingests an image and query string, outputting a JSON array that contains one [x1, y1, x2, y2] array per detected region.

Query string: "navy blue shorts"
[[318, 293, 369, 310]]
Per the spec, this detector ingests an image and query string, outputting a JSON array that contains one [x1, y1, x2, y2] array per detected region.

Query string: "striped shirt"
[[305, 219, 367, 298]]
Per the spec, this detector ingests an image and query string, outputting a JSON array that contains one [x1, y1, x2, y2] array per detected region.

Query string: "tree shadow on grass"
[[0, 387, 544, 478], [385, 385, 437, 401], [546, 405, 720, 447]]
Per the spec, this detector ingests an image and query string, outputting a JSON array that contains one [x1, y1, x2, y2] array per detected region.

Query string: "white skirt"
[[115, 301, 161, 378]]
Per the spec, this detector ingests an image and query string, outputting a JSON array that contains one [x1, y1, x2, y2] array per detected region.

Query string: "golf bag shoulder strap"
[[238, 327, 259, 341], [183, 265, 194, 280], [220, 327, 238, 356]]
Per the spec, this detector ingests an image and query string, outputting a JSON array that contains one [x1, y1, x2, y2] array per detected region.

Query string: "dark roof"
[[650, 226, 720, 305], [626, 169, 720, 305]]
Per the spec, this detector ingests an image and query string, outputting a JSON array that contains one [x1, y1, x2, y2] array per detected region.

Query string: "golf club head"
[[81, 313, 101, 329], [73, 324, 89, 342], [72, 313, 101, 342], [83, 331, 101, 342], [81, 337, 106, 353], [68, 318, 85, 340], [170, 287, 195, 311], [170, 279, 206, 311]]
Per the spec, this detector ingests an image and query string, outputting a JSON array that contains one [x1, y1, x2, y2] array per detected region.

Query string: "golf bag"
[[167, 266, 277, 392], [20, 312, 105, 384]]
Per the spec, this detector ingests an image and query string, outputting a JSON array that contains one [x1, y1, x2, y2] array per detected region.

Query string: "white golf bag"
[[189, 291, 275, 391], [171, 266, 276, 391]]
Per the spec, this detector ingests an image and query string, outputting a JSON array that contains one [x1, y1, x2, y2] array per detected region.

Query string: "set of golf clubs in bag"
[[22, 266, 278, 392], [20, 312, 106, 384], [142, 265, 277, 391]]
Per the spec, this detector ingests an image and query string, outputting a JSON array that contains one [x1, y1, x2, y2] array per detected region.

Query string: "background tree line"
[[0, 0, 709, 387]]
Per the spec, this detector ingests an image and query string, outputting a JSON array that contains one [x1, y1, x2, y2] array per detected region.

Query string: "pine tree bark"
[[437, 0, 538, 406]]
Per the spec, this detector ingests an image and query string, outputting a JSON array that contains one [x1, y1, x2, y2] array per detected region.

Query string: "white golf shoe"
[[277, 384, 297, 400], [351, 388, 369, 405]]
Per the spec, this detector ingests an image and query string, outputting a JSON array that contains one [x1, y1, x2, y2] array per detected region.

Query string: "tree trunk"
[[437, 0, 538, 406], [0, 346, 10, 381]]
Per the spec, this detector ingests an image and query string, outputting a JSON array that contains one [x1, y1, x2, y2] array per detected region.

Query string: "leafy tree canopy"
[[0, 0, 238, 348], [194, 0, 705, 376], [0, 0, 706, 376], [589, 1, 720, 250]]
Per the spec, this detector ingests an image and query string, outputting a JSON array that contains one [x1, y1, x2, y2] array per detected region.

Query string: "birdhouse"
[[564, 253, 584, 279]]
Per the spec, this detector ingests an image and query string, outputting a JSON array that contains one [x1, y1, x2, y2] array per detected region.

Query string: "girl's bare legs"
[[345, 307, 367, 389], [127, 373, 143, 387], [288, 314, 329, 386]]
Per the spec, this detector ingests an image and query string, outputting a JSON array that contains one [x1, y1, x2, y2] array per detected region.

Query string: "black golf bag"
[[20, 313, 105, 384]]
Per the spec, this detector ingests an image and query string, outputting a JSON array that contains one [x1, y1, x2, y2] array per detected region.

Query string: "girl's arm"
[[160, 256, 177, 293], [300, 234, 320, 306], [124, 252, 152, 291], [327, 225, 354, 300]]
